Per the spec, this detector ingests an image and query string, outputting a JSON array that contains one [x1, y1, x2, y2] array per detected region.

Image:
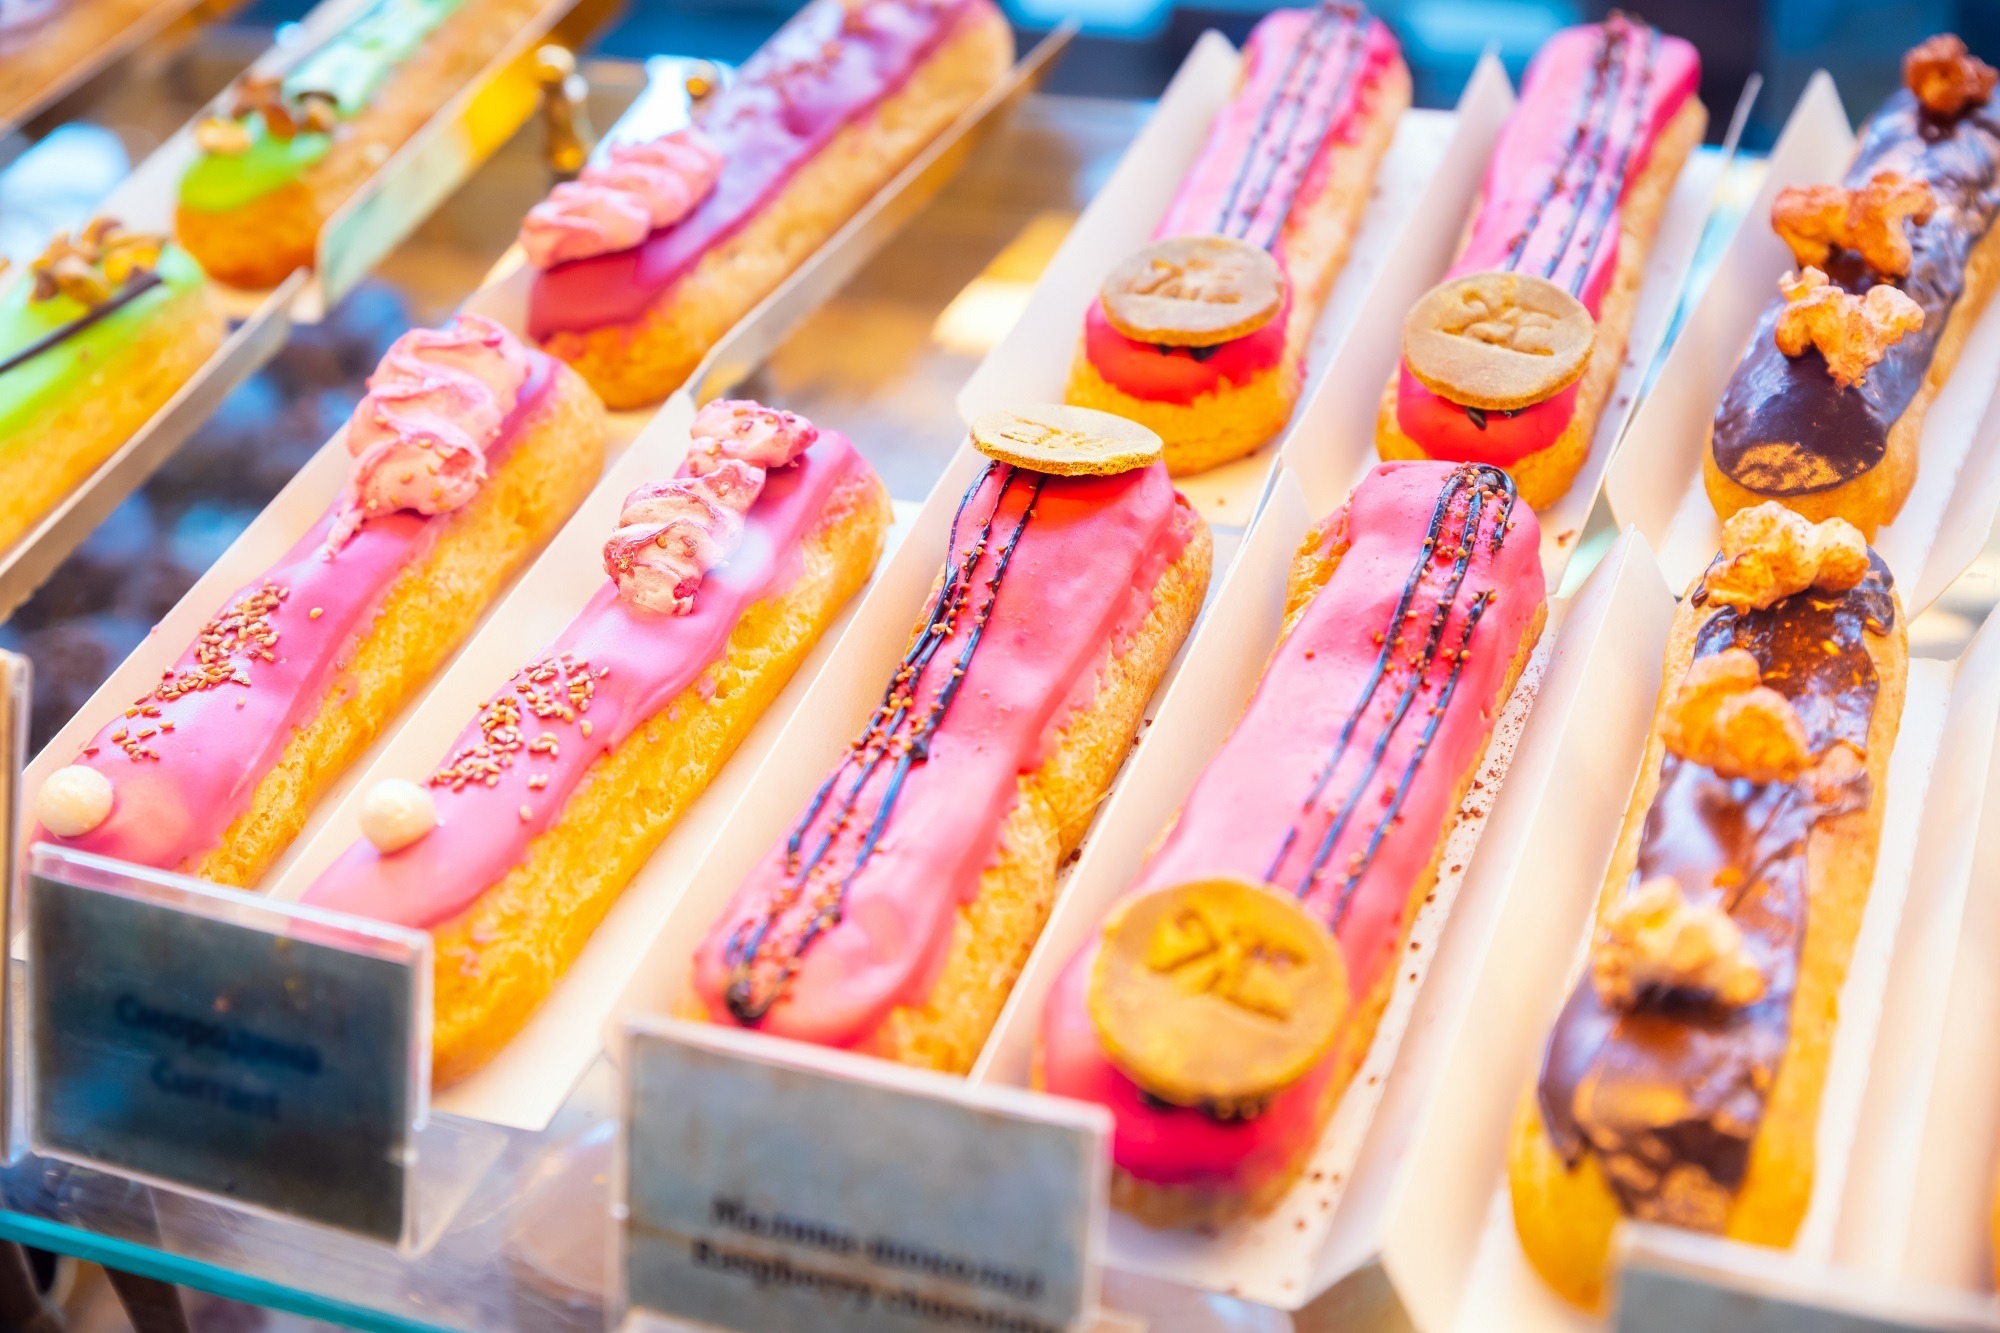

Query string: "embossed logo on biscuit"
[[970, 403, 1163, 477], [1099, 234, 1286, 347], [1089, 878, 1347, 1110], [1403, 271, 1596, 411]]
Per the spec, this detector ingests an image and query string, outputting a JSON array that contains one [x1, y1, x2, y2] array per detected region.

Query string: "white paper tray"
[[1430, 543, 1951, 1333], [1608, 71, 2000, 617], [956, 38, 1516, 531]]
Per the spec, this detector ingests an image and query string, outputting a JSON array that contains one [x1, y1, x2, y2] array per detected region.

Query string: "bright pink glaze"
[[1081, 8, 1401, 406], [1039, 461, 1544, 1193], [330, 316, 531, 551], [518, 132, 725, 269], [526, 0, 991, 340], [299, 431, 873, 930], [689, 463, 1197, 1048], [32, 354, 561, 873], [1394, 19, 1699, 466]]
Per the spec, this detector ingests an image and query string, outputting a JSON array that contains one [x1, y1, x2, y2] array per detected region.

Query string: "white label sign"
[[620, 1019, 1109, 1333]]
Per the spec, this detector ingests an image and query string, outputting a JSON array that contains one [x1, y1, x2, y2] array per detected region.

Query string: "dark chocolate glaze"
[[1711, 92, 2000, 497], [1535, 555, 1895, 1227]]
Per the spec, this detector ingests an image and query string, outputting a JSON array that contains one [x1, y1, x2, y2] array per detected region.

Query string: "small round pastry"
[[970, 404, 1164, 476], [1402, 271, 1596, 412], [359, 779, 438, 853], [1100, 236, 1285, 347], [36, 765, 113, 838]]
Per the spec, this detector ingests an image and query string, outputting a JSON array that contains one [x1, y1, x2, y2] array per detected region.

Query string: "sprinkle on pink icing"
[[32, 354, 560, 874], [300, 431, 876, 931], [688, 462, 1197, 1049], [527, 0, 994, 340], [687, 398, 818, 475], [1394, 19, 1699, 466], [1039, 461, 1545, 1195], [1082, 8, 1401, 405], [327, 315, 532, 554], [518, 130, 725, 269]]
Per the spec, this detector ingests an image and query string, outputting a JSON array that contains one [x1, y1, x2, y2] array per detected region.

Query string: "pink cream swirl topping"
[[601, 399, 819, 613], [326, 314, 531, 554], [519, 130, 725, 269]]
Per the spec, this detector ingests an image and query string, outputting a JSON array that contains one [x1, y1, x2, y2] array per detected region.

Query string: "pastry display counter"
[[6, 6, 2000, 1333]]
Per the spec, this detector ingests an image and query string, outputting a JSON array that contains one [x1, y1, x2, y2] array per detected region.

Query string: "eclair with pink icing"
[[29, 315, 607, 889], [1066, 5, 1410, 475], [1376, 17, 1704, 511], [520, 0, 1013, 410], [685, 406, 1213, 1075], [1037, 461, 1546, 1227], [301, 401, 889, 1086]]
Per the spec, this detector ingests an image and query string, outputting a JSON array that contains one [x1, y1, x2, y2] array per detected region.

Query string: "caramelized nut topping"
[[1591, 876, 1767, 1010], [1774, 266, 1923, 388], [28, 218, 165, 308], [1662, 648, 1811, 784], [1771, 171, 1937, 277], [1905, 34, 1997, 117], [1705, 502, 1869, 611]]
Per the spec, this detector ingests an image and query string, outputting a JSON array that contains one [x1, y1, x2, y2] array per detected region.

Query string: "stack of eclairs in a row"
[[19, 0, 2000, 1299]]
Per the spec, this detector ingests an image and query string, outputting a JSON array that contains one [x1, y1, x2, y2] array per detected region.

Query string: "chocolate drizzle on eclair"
[[722, 461, 1043, 1023], [1264, 464, 1517, 920], [1713, 94, 2000, 496], [1535, 555, 1895, 1227]]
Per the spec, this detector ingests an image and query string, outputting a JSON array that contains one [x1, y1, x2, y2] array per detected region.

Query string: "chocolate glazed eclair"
[[1507, 502, 1907, 1310], [1706, 35, 2000, 538]]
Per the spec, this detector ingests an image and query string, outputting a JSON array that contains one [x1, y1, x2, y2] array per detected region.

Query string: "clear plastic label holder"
[[616, 1016, 1110, 1333], [18, 843, 450, 1251]]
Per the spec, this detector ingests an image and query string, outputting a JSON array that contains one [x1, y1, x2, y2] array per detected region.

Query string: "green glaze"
[[0, 246, 204, 443], [177, 0, 471, 214]]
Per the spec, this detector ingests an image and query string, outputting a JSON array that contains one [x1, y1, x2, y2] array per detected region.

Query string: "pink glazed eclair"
[[1038, 460, 1546, 1227], [28, 315, 607, 888], [521, 0, 1013, 410], [302, 401, 889, 1085], [685, 407, 1212, 1074], [1067, 4, 1410, 475]]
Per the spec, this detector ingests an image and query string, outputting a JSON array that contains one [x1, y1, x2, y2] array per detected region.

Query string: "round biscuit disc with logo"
[[1100, 234, 1286, 347], [1403, 270, 1596, 412], [1088, 878, 1347, 1109], [970, 403, 1163, 476]]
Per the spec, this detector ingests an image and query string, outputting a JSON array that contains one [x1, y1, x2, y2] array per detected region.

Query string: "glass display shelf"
[[6, 22, 2000, 1333]]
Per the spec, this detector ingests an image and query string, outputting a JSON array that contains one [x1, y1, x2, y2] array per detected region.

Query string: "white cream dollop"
[[359, 778, 438, 854], [37, 765, 113, 837]]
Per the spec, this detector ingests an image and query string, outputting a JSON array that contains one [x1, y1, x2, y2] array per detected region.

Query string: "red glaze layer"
[[33, 355, 560, 872], [1394, 19, 1699, 466], [1039, 461, 1544, 1196], [690, 461, 1196, 1048], [1082, 7, 1401, 406], [526, 0, 989, 341]]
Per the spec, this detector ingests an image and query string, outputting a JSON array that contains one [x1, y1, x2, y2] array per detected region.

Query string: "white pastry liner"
[[1434, 548, 1950, 1333], [1607, 71, 2000, 617], [955, 37, 1519, 531], [1832, 588, 2000, 1307]]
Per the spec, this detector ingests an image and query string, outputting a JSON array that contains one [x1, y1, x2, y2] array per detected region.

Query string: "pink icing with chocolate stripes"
[[1081, 7, 1401, 405], [300, 429, 875, 930], [689, 461, 1197, 1047], [1039, 461, 1544, 1194], [526, 0, 993, 340], [1394, 18, 1699, 466], [32, 349, 561, 873]]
